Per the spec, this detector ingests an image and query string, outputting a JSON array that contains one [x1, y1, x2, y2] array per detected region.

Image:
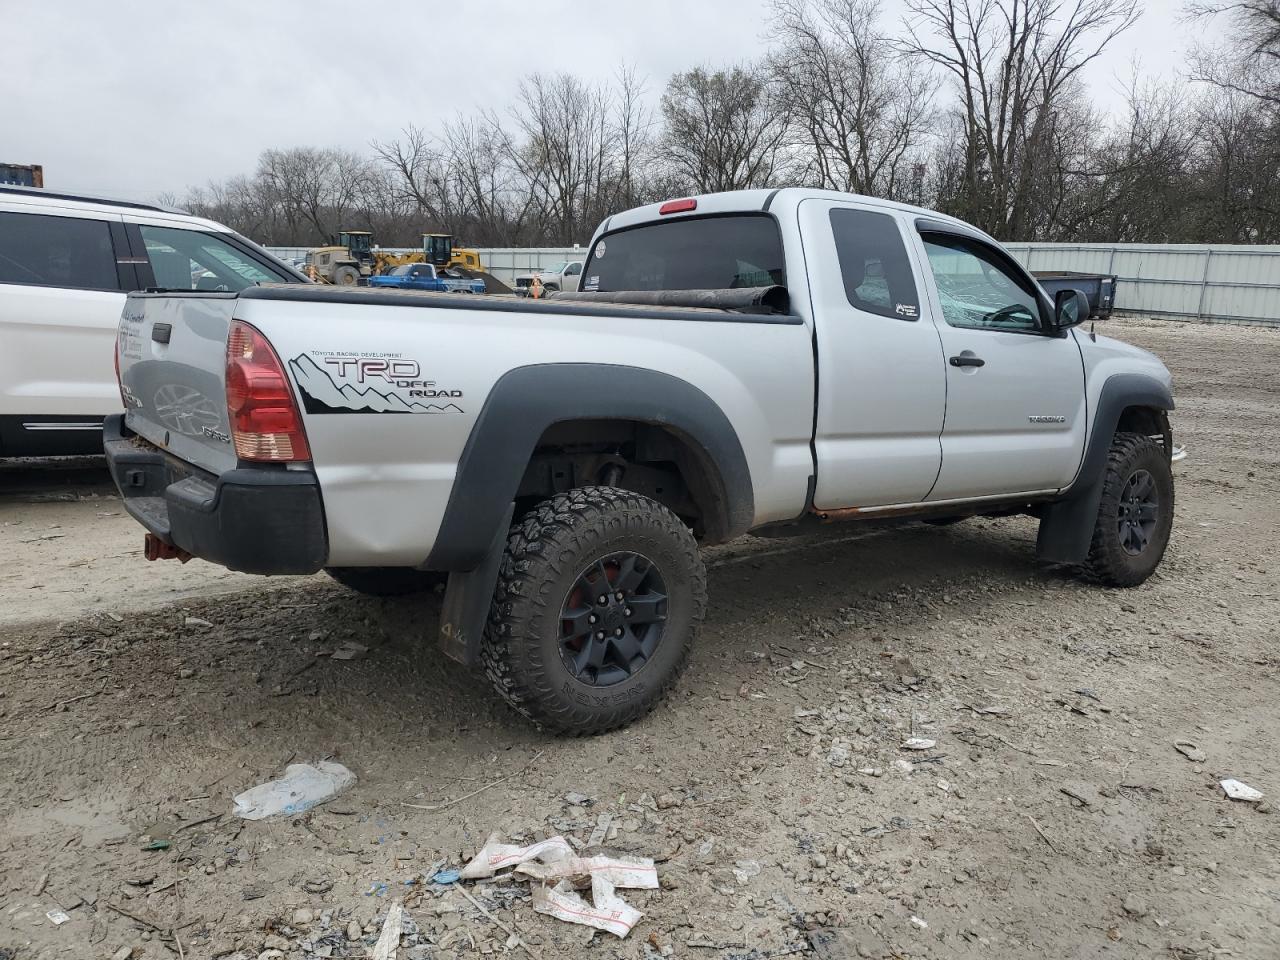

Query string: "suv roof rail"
[[0, 184, 189, 215]]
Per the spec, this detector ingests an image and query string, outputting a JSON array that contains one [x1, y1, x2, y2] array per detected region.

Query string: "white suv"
[[0, 186, 306, 457]]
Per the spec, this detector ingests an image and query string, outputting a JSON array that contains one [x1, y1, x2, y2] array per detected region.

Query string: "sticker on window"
[[895, 303, 918, 318], [594, 241, 606, 259], [584, 275, 600, 292]]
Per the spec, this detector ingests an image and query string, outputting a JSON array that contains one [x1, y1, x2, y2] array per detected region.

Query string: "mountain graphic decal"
[[289, 354, 463, 415]]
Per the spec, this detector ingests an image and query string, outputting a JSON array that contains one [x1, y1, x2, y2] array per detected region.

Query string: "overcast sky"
[[3, 0, 1204, 203]]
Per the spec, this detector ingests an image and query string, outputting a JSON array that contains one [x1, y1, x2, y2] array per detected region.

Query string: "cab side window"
[[921, 234, 1043, 332], [829, 208, 919, 320], [0, 212, 118, 290]]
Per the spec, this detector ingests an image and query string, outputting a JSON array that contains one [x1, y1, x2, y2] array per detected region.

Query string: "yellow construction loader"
[[306, 230, 375, 285], [373, 234, 510, 293]]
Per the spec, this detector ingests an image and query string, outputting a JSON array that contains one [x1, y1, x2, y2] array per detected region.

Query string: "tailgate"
[[117, 292, 239, 475]]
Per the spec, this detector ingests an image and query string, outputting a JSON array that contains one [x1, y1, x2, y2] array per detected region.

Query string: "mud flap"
[[438, 503, 515, 665], [1035, 478, 1104, 564]]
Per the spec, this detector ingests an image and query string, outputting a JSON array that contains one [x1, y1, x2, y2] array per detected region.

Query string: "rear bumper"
[[103, 415, 328, 575]]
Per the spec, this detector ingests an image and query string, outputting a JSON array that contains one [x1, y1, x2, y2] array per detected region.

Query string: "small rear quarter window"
[[829, 208, 919, 320]]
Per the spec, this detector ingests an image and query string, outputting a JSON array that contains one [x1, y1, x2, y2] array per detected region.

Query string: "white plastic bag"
[[232, 761, 356, 820]]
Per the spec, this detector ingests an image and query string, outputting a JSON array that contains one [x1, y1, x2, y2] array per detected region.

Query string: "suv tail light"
[[225, 321, 311, 462]]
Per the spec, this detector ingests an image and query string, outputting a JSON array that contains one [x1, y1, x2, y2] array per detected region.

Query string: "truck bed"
[[115, 283, 817, 570]]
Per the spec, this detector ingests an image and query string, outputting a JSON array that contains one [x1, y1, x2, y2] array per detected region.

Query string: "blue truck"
[[367, 262, 486, 294]]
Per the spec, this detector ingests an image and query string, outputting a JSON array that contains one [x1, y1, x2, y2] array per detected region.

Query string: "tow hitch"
[[144, 533, 192, 563]]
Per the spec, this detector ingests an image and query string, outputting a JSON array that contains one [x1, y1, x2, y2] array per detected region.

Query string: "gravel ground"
[[1, 316, 1278, 960]]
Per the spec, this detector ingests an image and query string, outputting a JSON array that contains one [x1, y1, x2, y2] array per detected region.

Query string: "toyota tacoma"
[[105, 189, 1176, 733]]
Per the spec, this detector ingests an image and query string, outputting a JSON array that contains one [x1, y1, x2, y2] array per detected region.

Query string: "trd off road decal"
[[289, 352, 464, 415]]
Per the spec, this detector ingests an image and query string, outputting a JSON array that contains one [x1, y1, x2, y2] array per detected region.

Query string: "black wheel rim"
[[1117, 468, 1159, 556], [559, 552, 668, 686]]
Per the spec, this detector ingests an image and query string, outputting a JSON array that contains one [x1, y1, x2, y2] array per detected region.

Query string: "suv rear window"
[[583, 214, 784, 292], [0, 211, 118, 291]]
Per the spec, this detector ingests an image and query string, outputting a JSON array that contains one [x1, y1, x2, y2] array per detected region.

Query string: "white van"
[[0, 185, 306, 457]]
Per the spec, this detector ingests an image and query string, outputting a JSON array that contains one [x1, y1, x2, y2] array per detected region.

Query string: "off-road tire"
[[325, 567, 445, 597], [1084, 432, 1173, 587], [333, 265, 360, 286], [482, 486, 706, 734]]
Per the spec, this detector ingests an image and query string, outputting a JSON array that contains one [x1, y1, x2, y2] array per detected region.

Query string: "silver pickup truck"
[[106, 188, 1176, 733]]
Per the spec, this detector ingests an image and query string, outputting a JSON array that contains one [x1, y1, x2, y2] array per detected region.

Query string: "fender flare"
[[426, 363, 755, 573], [1036, 373, 1174, 564]]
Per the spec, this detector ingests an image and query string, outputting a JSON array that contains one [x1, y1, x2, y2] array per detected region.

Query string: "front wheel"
[[482, 487, 706, 734], [1084, 432, 1173, 586]]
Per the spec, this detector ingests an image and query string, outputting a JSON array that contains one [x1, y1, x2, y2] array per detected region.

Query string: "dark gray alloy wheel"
[[1117, 468, 1160, 556], [558, 551, 669, 687]]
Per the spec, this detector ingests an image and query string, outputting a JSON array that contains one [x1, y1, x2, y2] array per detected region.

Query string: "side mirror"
[[1054, 288, 1090, 331]]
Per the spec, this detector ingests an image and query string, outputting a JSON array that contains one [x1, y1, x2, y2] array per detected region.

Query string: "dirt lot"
[[1, 316, 1278, 960]]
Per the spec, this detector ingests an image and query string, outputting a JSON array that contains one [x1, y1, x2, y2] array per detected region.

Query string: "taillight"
[[225, 321, 311, 462], [659, 198, 697, 215]]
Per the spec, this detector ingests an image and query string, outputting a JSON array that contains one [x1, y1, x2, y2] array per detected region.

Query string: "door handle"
[[949, 355, 985, 368]]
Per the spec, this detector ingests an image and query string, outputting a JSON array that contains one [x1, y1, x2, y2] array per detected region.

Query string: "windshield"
[[389, 265, 414, 276], [538, 261, 568, 274], [581, 214, 784, 292]]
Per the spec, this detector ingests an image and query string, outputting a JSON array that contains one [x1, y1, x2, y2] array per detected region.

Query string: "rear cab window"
[[582, 214, 784, 293], [0, 211, 119, 291]]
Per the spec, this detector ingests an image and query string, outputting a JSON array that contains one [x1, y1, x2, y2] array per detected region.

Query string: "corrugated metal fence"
[[267, 241, 1280, 326], [1005, 243, 1280, 327]]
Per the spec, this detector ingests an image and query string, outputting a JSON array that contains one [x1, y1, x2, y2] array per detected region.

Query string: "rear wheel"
[[326, 567, 445, 597], [1084, 432, 1173, 586], [482, 486, 706, 734]]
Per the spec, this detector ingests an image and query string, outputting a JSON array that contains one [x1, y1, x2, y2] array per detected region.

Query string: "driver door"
[[914, 230, 1086, 501]]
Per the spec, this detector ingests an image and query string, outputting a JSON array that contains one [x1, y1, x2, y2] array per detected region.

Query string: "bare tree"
[[900, 0, 1140, 238], [372, 125, 450, 226], [253, 147, 375, 242], [614, 63, 659, 210], [769, 0, 935, 199], [178, 17, 1280, 249], [660, 65, 792, 193], [1188, 1, 1280, 109], [1191, 84, 1280, 240], [491, 73, 619, 244]]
